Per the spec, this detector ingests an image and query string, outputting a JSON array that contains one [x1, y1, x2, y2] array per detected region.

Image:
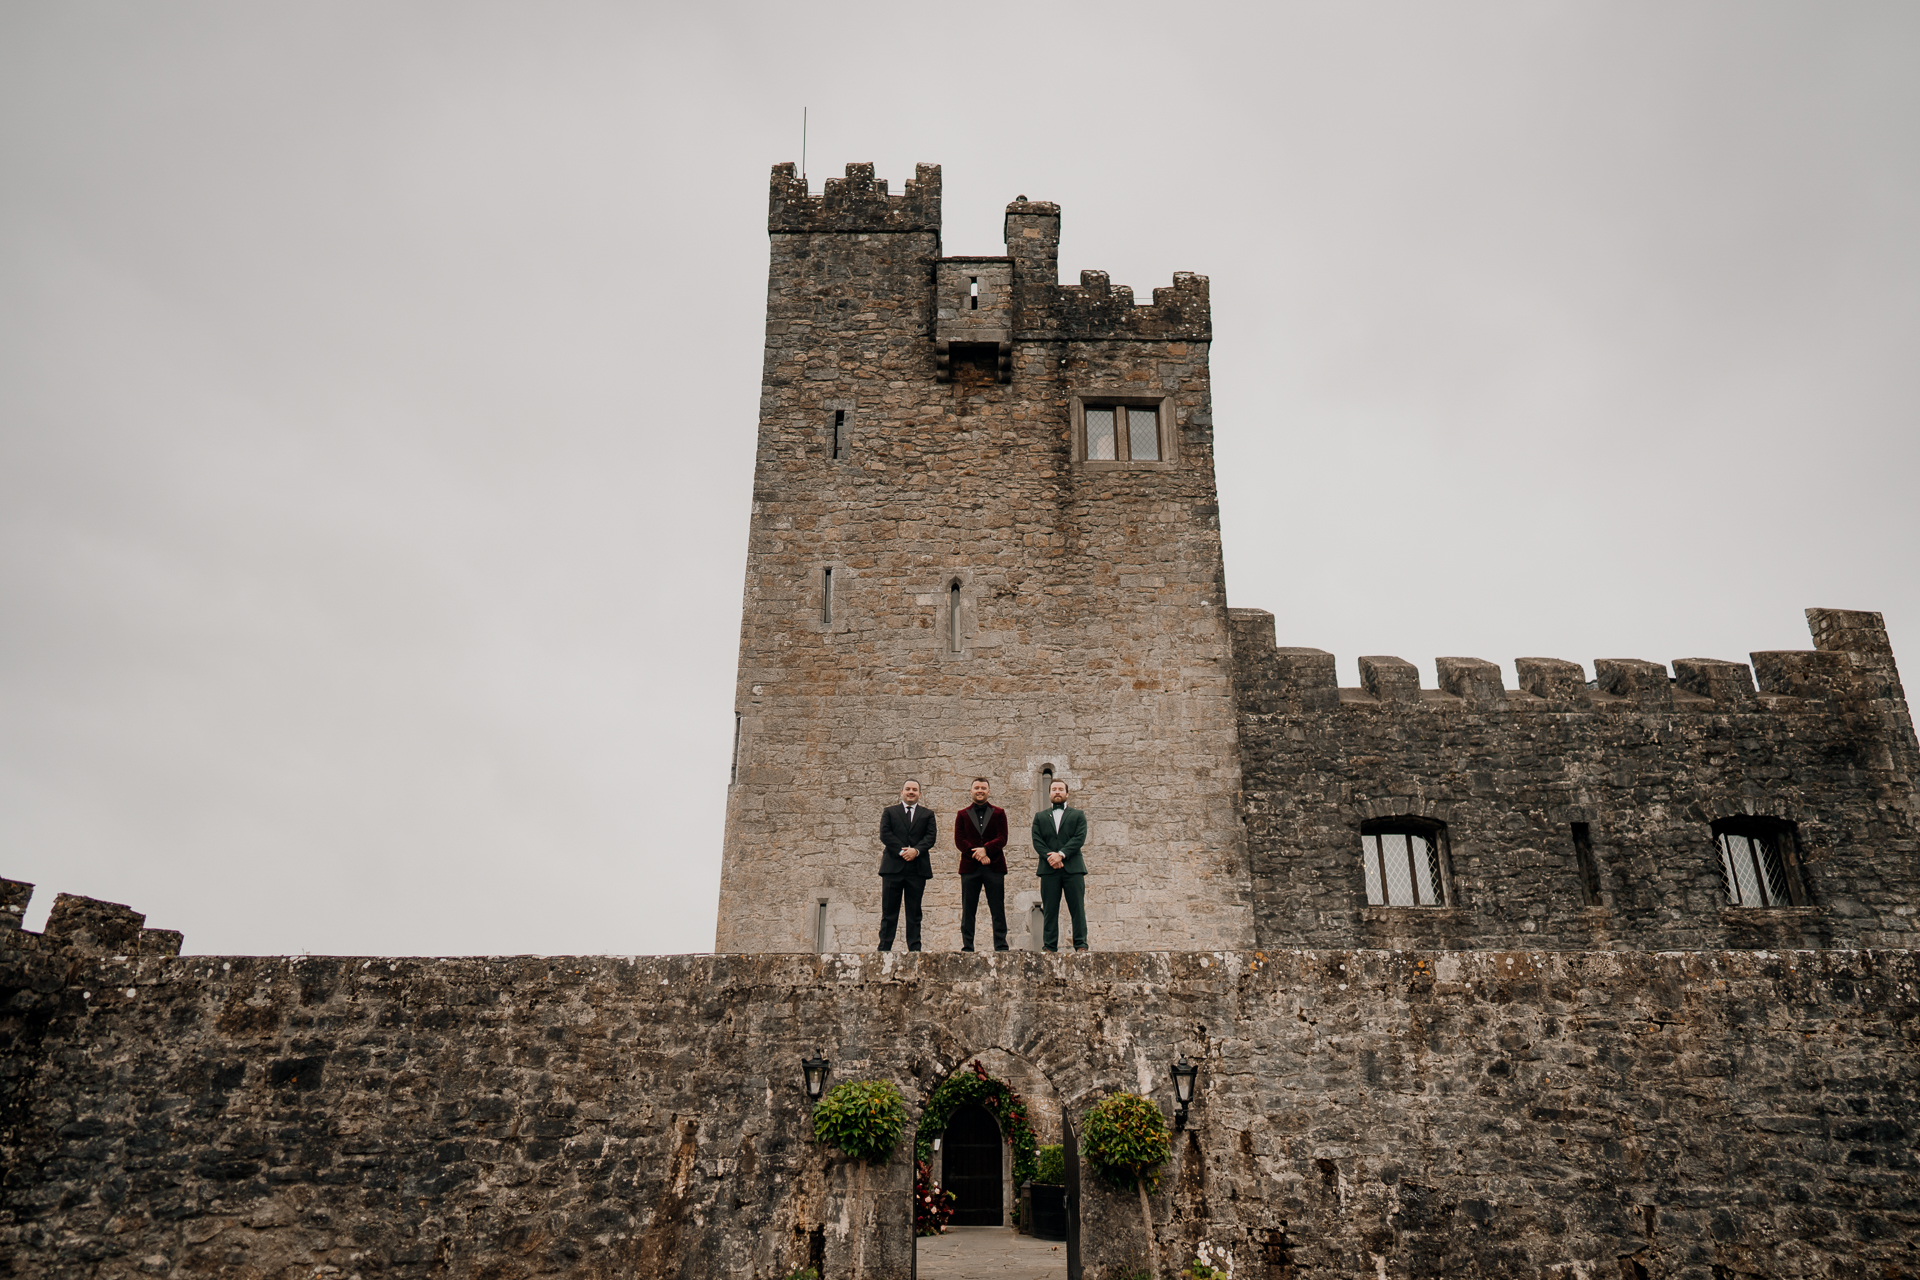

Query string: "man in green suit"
[[1032, 778, 1089, 951]]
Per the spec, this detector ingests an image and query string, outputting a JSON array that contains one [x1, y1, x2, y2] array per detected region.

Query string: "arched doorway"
[[940, 1103, 1003, 1225]]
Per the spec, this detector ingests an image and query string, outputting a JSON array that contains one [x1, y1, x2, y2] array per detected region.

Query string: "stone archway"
[[921, 1047, 1067, 1231]]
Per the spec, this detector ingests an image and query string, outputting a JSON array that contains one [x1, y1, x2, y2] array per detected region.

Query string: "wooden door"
[[941, 1103, 1003, 1225]]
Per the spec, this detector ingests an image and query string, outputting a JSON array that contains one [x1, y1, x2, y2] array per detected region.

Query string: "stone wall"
[[717, 164, 1252, 954], [5, 886, 1915, 1280], [1229, 607, 1920, 954]]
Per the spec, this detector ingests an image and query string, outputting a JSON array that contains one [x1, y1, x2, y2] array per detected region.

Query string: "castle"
[[4, 164, 1917, 1280], [719, 161, 1920, 958]]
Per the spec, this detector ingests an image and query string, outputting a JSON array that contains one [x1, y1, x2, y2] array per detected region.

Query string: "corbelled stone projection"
[[6, 163, 1919, 1279]]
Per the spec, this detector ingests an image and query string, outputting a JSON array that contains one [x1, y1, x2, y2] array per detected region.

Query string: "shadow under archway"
[[943, 1101, 1004, 1224]]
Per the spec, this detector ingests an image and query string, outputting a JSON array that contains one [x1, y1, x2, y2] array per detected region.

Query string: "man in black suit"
[[877, 778, 937, 951]]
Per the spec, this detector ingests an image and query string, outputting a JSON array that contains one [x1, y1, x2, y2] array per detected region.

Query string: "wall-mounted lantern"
[[1170, 1056, 1198, 1129], [802, 1053, 831, 1103]]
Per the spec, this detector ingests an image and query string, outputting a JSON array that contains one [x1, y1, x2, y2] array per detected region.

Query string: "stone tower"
[[715, 162, 1254, 953]]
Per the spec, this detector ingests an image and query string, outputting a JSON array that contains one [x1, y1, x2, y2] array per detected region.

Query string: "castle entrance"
[[941, 1103, 1003, 1225]]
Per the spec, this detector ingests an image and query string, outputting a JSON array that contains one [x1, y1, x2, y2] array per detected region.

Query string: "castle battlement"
[[1000, 195, 1211, 340], [1228, 606, 1908, 714], [1227, 605, 1919, 956], [767, 160, 941, 234], [0, 879, 183, 957], [1035, 268, 1211, 342]]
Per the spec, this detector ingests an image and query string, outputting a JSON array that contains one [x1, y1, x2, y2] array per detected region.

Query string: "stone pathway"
[[915, 1226, 1065, 1279]]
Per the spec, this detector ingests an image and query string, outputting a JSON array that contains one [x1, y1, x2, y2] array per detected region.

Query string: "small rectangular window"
[[1086, 407, 1116, 460], [815, 899, 830, 953], [969, 276, 979, 310], [822, 567, 833, 624], [1572, 823, 1601, 906], [1715, 824, 1801, 907], [730, 713, 742, 785], [831, 409, 846, 460], [1079, 400, 1165, 464], [1361, 824, 1447, 906]]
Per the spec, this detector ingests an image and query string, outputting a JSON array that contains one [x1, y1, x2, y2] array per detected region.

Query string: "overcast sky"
[[4, 2, 1915, 957]]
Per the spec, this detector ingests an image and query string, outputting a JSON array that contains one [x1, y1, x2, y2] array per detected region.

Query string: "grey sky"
[[3, 2, 1915, 956]]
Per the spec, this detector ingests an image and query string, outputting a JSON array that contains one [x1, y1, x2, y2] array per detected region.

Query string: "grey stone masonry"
[[1230, 607, 1920, 952], [3, 896, 1914, 1280], [718, 164, 1252, 954]]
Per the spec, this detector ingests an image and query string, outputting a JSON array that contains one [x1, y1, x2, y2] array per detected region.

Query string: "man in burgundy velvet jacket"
[[953, 777, 1011, 951]]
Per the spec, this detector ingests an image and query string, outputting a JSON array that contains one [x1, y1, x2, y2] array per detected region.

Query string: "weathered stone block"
[[1516, 656, 1586, 703], [1360, 655, 1421, 704], [1673, 657, 1757, 704], [0, 878, 29, 932], [44, 893, 145, 954], [1595, 657, 1673, 707], [1808, 607, 1893, 655], [1752, 649, 1850, 700], [1436, 656, 1505, 708]]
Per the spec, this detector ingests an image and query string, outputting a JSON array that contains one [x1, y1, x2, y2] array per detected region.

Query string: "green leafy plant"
[[1182, 1260, 1227, 1280], [1082, 1091, 1173, 1278], [1032, 1142, 1065, 1186], [1082, 1091, 1172, 1192], [777, 1270, 820, 1280], [811, 1079, 908, 1164], [914, 1060, 1040, 1191]]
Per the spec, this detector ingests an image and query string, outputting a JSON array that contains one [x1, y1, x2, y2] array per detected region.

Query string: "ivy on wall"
[[914, 1059, 1040, 1192]]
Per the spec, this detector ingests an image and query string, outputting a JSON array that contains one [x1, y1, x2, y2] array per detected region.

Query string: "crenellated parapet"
[[1038, 268, 1211, 342], [1229, 607, 1910, 718], [767, 161, 942, 234], [0, 880, 182, 957], [1001, 197, 1210, 341]]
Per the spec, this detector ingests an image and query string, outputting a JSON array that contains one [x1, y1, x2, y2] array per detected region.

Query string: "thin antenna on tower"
[[801, 107, 807, 188]]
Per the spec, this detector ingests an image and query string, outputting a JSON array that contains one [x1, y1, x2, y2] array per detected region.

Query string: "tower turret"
[[717, 163, 1252, 953]]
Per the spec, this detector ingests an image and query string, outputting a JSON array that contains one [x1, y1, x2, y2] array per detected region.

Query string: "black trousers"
[[959, 871, 1009, 951], [877, 874, 925, 951]]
